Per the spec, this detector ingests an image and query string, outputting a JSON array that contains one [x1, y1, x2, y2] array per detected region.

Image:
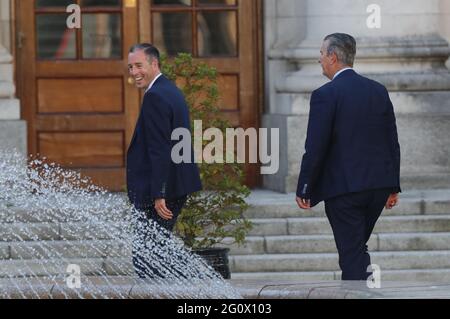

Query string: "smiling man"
[[126, 43, 202, 278]]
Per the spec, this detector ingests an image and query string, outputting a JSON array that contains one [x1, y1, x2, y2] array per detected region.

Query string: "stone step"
[[0, 81, 15, 98], [10, 214, 447, 244], [222, 234, 375, 255], [377, 232, 450, 251], [217, 237, 266, 255], [0, 209, 75, 224], [2, 191, 450, 225], [401, 175, 450, 191], [256, 232, 450, 254], [245, 201, 423, 218], [230, 251, 450, 273], [231, 269, 450, 282], [244, 190, 450, 218], [261, 235, 370, 254], [0, 240, 131, 260], [0, 99, 20, 120], [0, 222, 126, 242], [0, 48, 12, 63], [0, 206, 129, 224], [2, 217, 450, 253], [0, 258, 135, 278], [232, 271, 336, 281], [4, 254, 450, 282], [249, 215, 450, 236], [0, 223, 61, 242], [0, 64, 13, 82], [1, 200, 449, 224], [4, 231, 448, 261]]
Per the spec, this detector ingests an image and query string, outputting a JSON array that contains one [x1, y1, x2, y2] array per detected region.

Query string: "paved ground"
[[231, 280, 450, 299], [1, 277, 450, 299]]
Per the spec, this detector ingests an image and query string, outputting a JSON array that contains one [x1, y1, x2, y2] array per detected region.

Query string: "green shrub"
[[162, 53, 253, 249]]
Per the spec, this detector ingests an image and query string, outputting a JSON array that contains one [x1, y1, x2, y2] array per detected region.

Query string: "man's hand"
[[385, 193, 399, 210], [155, 199, 173, 220], [296, 197, 311, 210]]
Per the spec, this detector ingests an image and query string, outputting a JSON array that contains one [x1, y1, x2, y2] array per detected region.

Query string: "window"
[[151, 0, 238, 57]]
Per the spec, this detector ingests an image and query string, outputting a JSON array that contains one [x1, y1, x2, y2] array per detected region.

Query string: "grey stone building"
[[1, 0, 450, 192]]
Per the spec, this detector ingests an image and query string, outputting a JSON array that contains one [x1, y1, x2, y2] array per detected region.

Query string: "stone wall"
[[262, 0, 306, 191], [441, 0, 450, 69]]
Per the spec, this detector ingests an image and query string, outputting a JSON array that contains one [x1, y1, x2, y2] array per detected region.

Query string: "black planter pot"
[[194, 247, 231, 279]]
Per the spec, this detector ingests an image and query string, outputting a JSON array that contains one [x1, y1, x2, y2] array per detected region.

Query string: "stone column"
[[0, 0, 11, 52], [263, 0, 450, 192], [441, 0, 450, 69], [0, 0, 27, 156], [262, 0, 307, 192]]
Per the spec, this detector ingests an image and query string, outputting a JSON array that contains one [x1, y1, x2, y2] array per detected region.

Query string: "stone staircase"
[[1, 189, 450, 282], [0, 211, 133, 278], [230, 189, 450, 282]]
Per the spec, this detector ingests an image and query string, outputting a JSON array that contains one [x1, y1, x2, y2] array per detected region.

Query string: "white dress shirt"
[[145, 73, 163, 93], [332, 67, 353, 80]]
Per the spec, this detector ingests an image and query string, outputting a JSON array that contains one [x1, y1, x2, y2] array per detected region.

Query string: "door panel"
[[38, 132, 125, 168], [37, 78, 124, 113]]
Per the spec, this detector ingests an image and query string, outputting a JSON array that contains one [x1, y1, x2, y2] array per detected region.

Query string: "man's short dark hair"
[[129, 43, 161, 68], [324, 33, 356, 67]]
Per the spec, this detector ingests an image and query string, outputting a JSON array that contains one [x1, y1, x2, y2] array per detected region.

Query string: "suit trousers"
[[132, 196, 187, 279], [324, 188, 392, 281]]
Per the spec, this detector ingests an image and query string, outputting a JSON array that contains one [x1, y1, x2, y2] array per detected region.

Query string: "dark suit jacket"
[[127, 75, 202, 209], [297, 69, 401, 207]]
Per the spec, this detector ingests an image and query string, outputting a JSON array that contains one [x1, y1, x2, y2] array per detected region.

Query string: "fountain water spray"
[[0, 151, 241, 299]]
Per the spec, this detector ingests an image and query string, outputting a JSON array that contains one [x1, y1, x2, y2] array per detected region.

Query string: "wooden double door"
[[16, 0, 262, 191]]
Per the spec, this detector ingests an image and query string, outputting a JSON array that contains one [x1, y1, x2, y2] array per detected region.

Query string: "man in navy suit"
[[296, 33, 401, 281], [127, 43, 202, 278]]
